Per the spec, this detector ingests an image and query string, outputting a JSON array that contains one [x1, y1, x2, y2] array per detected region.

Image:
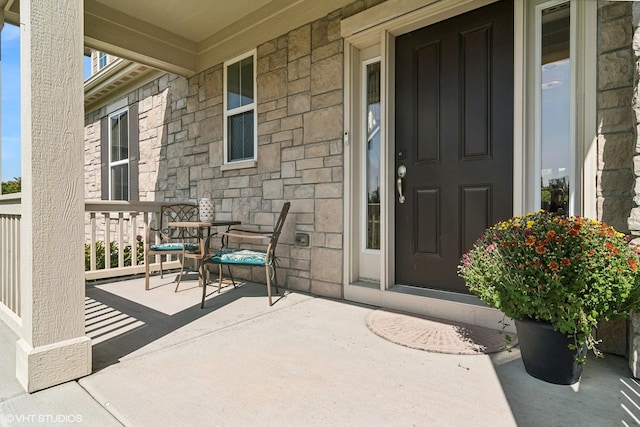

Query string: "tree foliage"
[[1, 177, 21, 194]]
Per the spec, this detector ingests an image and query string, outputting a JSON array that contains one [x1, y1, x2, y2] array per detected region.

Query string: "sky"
[[1, 23, 92, 182]]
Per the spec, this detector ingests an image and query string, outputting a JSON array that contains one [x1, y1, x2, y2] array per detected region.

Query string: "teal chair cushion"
[[210, 248, 267, 266], [150, 242, 199, 251]]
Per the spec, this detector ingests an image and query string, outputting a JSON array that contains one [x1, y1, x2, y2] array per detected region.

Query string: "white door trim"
[[341, 0, 507, 330], [340, 0, 596, 329]]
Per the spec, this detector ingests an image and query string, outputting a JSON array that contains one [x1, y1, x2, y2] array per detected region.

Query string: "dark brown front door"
[[395, 0, 514, 293]]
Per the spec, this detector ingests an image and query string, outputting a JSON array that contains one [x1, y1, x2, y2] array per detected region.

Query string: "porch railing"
[[84, 201, 182, 281], [0, 198, 185, 330], [0, 194, 21, 324]]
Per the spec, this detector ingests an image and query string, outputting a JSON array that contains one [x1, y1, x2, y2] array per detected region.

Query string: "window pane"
[[540, 2, 570, 216], [110, 116, 120, 160], [240, 56, 254, 106], [227, 111, 254, 161], [110, 164, 129, 201], [227, 61, 241, 110], [227, 56, 254, 110], [366, 61, 381, 250], [110, 111, 128, 162], [119, 113, 128, 160]]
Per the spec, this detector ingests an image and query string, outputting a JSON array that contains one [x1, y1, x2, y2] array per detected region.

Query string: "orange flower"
[[535, 246, 546, 254], [546, 231, 556, 239], [534, 260, 542, 268], [605, 242, 615, 251], [548, 261, 559, 271], [560, 258, 570, 266], [568, 229, 579, 237], [525, 236, 536, 246], [628, 258, 638, 271]]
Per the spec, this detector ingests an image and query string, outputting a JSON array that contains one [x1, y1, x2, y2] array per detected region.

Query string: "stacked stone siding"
[[598, 1, 640, 369], [598, 1, 635, 233], [83, 3, 390, 298]]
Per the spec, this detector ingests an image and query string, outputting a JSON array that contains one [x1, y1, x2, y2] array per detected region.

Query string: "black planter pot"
[[515, 319, 586, 385]]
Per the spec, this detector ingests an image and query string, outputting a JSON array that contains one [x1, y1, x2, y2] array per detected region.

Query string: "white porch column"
[[16, 0, 90, 392]]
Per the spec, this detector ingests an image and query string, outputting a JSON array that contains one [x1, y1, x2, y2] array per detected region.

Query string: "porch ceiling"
[[3, 0, 354, 77]]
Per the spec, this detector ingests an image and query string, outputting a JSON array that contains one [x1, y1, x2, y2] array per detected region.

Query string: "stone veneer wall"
[[598, 1, 640, 372], [598, 1, 635, 233], [85, 1, 386, 297], [85, 76, 178, 202]]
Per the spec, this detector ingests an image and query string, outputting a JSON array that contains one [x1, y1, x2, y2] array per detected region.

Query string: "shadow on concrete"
[[86, 276, 286, 372], [490, 349, 640, 426]]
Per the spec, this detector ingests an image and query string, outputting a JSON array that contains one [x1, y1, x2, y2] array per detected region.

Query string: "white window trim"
[[223, 49, 258, 169], [359, 53, 383, 282], [108, 107, 130, 201], [522, 0, 597, 217], [98, 51, 107, 70]]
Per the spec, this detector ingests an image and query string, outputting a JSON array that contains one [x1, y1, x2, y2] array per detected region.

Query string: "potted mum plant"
[[458, 210, 640, 385]]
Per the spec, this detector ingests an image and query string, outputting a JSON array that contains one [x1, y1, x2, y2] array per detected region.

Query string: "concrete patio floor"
[[1, 274, 639, 426]]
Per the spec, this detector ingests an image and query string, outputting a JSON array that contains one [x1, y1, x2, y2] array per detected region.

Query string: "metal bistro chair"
[[145, 203, 199, 291], [202, 202, 290, 307]]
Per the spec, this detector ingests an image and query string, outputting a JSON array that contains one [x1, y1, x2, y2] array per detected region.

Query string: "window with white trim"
[[538, 1, 571, 216], [100, 103, 139, 201], [98, 51, 107, 70], [223, 51, 257, 166], [364, 59, 381, 251], [526, 0, 596, 217], [109, 109, 129, 200], [356, 44, 383, 282]]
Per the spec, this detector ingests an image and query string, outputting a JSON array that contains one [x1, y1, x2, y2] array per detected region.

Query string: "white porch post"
[[16, 0, 90, 392]]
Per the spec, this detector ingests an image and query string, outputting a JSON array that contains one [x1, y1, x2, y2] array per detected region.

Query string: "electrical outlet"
[[295, 232, 309, 246]]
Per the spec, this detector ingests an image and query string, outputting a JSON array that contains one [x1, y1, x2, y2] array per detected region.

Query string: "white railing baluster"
[[118, 212, 124, 268], [131, 213, 138, 267], [1, 216, 6, 308], [12, 216, 19, 317], [90, 212, 97, 271], [104, 212, 111, 270], [0, 194, 22, 323]]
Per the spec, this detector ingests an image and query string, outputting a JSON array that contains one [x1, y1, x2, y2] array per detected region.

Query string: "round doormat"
[[366, 309, 518, 355]]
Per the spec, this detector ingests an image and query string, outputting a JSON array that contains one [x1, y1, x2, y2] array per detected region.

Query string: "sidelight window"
[[525, 0, 596, 217], [364, 60, 381, 250], [539, 1, 571, 216]]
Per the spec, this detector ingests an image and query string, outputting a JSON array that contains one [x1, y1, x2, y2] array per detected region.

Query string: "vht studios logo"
[[1, 413, 83, 424]]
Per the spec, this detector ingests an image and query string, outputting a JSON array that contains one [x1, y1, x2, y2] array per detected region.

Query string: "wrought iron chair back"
[[159, 204, 200, 240], [202, 202, 290, 307], [145, 203, 199, 290]]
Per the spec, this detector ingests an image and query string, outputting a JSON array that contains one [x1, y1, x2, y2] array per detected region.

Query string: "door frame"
[[340, 0, 597, 328]]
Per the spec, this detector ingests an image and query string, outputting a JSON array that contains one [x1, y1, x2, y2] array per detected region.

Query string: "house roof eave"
[[84, 59, 164, 113]]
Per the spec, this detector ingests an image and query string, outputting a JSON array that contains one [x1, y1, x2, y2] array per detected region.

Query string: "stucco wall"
[[84, 2, 387, 298]]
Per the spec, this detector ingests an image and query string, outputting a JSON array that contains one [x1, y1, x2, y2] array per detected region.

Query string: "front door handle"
[[397, 165, 406, 204]]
